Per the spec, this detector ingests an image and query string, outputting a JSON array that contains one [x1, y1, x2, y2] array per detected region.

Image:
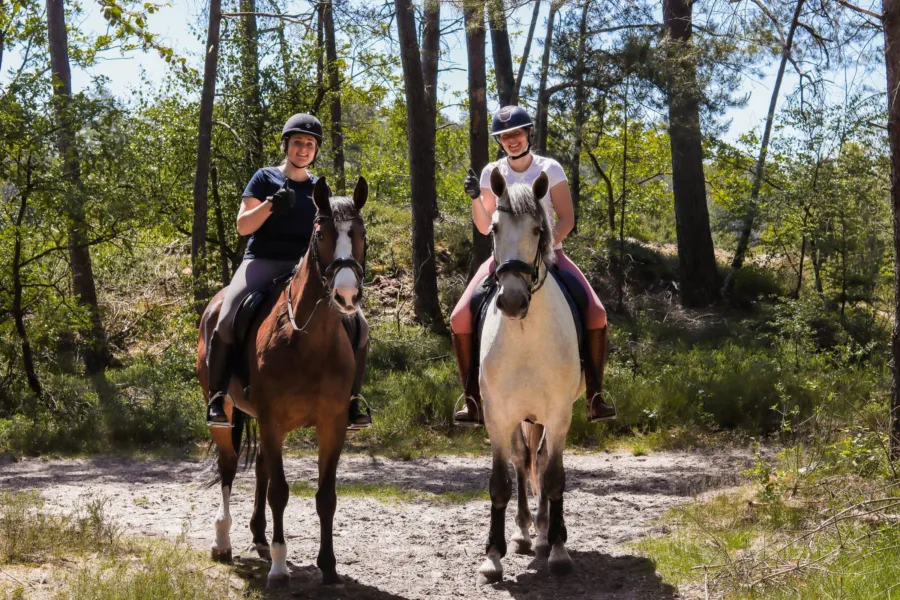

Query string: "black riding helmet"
[[491, 106, 533, 159], [281, 113, 323, 163]]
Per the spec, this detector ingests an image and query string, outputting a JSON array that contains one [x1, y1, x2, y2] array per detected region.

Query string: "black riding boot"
[[347, 339, 372, 430], [206, 332, 234, 428], [585, 327, 616, 422]]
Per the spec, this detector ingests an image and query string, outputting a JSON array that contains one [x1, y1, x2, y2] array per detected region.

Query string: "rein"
[[286, 214, 367, 333], [491, 204, 548, 299]]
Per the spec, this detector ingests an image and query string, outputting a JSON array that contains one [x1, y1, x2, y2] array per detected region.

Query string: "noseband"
[[287, 214, 366, 332], [491, 204, 548, 299]]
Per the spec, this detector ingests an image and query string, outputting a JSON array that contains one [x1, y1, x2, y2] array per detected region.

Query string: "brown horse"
[[196, 176, 368, 586]]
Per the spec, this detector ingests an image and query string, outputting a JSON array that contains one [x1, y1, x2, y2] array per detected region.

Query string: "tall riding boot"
[[585, 327, 616, 422], [347, 339, 372, 430], [452, 332, 484, 427], [206, 332, 234, 428]]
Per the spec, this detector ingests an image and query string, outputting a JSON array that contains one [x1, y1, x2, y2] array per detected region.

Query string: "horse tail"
[[520, 421, 546, 497]]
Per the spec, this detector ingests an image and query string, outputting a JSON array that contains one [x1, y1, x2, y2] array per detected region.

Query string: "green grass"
[[289, 480, 489, 504]]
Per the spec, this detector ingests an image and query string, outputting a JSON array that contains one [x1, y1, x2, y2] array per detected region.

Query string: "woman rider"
[[205, 113, 372, 431], [451, 105, 616, 427]]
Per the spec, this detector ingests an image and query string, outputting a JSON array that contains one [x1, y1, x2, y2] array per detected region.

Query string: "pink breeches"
[[449, 249, 607, 334]]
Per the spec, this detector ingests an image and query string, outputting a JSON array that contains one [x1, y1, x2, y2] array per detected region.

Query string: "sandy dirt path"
[[0, 449, 749, 599]]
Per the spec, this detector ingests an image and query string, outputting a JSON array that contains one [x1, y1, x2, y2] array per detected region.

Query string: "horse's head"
[[310, 176, 368, 315], [489, 167, 555, 320]]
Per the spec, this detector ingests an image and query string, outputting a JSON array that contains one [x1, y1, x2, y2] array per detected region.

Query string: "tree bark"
[[464, 0, 492, 279], [190, 0, 222, 319], [395, 0, 446, 331], [47, 0, 115, 372], [12, 177, 42, 402], [210, 165, 232, 287], [323, 0, 345, 193], [571, 0, 591, 233], [487, 0, 515, 107], [513, 0, 541, 104], [239, 0, 263, 178], [535, 1, 559, 153], [617, 81, 628, 312], [724, 0, 805, 294], [883, 0, 900, 457], [662, 0, 719, 307], [314, 1, 326, 114]]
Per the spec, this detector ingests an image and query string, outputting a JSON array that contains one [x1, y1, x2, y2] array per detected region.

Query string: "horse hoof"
[[210, 547, 232, 564], [549, 559, 574, 575], [322, 571, 342, 585], [534, 542, 550, 557], [476, 571, 503, 586], [512, 538, 532, 555], [266, 574, 290, 589], [252, 543, 271, 560]]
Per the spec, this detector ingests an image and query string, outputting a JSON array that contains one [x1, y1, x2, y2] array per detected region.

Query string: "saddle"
[[469, 265, 588, 386], [230, 271, 361, 391]]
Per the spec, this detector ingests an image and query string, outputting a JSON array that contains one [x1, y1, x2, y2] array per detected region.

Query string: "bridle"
[[491, 204, 548, 300], [287, 214, 367, 332]]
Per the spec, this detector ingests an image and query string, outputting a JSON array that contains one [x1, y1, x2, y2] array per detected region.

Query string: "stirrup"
[[347, 394, 372, 431], [207, 393, 234, 429], [587, 393, 617, 423], [453, 393, 483, 428]]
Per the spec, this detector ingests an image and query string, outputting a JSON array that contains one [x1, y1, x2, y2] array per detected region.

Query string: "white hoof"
[[548, 542, 573, 575], [511, 529, 532, 554], [476, 548, 503, 585], [534, 532, 550, 556], [268, 542, 290, 580]]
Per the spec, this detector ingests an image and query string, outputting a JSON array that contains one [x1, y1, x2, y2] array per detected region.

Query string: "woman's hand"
[[267, 184, 295, 214], [464, 168, 481, 199]]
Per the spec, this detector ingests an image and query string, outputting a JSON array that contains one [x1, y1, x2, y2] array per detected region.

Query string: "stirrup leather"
[[453, 393, 483, 427], [347, 394, 372, 431]]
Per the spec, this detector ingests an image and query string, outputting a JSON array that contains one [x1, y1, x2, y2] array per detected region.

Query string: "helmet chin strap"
[[508, 143, 531, 160]]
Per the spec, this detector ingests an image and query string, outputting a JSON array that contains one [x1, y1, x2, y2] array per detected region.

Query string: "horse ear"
[[532, 172, 549, 201], [490, 167, 506, 199], [313, 176, 331, 216], [353, 176, 368, 211]]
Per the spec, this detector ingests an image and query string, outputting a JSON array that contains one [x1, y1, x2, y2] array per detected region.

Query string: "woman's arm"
[[473, 187, 498, 235], [549, 182, 575, 246], [236, 196, 273, 236]]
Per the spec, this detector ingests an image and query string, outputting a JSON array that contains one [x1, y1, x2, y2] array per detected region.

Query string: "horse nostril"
[[333, 293, 347, 308]]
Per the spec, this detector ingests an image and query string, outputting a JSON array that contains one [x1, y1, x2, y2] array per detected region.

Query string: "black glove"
[[267, 182, 295, 215], [464, 168, 481, 199]]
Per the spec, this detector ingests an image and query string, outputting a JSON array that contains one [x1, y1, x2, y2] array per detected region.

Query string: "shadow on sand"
[[494, 550, 677, 599], [229, 555, 414, 600]]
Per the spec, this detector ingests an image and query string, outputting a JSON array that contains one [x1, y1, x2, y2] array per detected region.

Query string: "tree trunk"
[[884, 0, 900, 458], [587, 149, 614, 231], [724, 0, 805, 294], [239, 0, 263, 179], [464, 0, 492, 279], [513, 0, 541, 104], [314, 1, 326, 114], [617, 81, 628, 313], [662, 0, 719, 307], [422, 0, 440, 215], [535, 1, 559, 153], [47, 0, 115, 372], [190, 0, 222, 319], [395, 0, 446, 331], [487, 0, 515, 107], [323, 0, 345, 193], [210, 165, 231, 287], [12, 180, 42, 402], [571, 0, 591, 233]]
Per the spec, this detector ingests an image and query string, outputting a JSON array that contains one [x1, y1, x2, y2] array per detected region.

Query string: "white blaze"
[[333, 221, 358, 306]]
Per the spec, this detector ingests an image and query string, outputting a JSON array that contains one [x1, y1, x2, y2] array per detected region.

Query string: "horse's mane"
[[504, 183, 556, 266], [329, 196, 359, 222]]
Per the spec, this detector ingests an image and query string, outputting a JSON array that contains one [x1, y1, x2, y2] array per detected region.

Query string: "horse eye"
[[533, 226, 542, 236]]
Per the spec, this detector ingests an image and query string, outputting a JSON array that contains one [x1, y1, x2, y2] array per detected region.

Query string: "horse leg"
[[477, 423, 515, 585], [260, 428, 291, 587], [315, 420, 346, 585], [510, 424, 533, 554], [249, 446, 271, 559], [531, 426, 551, 556], [543, 422, 573, 575], [211, 448, 238, 563]]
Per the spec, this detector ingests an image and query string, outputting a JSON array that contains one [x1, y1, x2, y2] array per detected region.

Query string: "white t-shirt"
[[480, 154, 568, 249]]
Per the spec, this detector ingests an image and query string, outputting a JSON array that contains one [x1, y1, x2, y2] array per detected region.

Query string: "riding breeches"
[[449, 249, 607, 335]]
